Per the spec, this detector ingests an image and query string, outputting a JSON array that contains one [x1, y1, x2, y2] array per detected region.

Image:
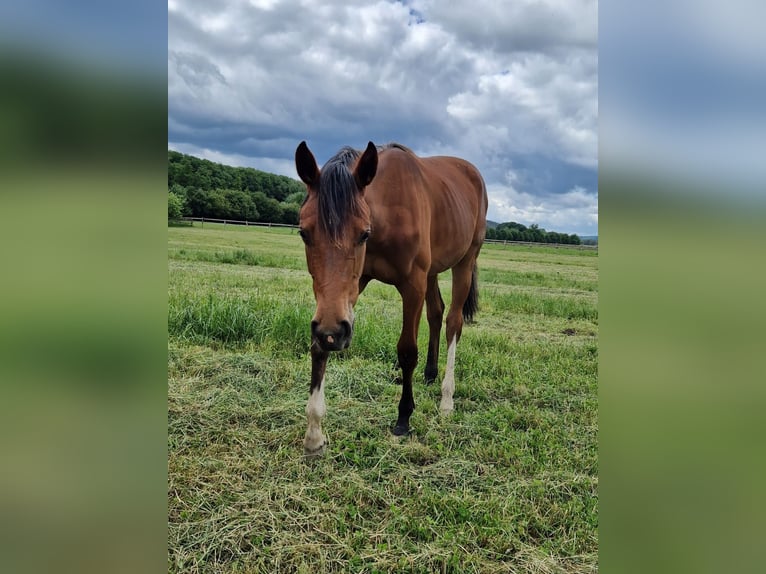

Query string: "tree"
[[205, 189, 232, 219], [168, 191, 185, 220], [253, 192, 283, 222], [185, 188, 208, 217], [284, 190, 306, 205], [169, 183, 187, 198], [221, 189, 258, 221], [280, 203, 300, 225]]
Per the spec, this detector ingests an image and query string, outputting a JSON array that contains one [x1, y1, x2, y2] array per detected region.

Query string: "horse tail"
[[462, 263, 479, 324]]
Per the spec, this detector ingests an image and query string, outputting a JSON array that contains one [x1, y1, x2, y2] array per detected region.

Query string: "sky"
[[168, 0, 598, 236]]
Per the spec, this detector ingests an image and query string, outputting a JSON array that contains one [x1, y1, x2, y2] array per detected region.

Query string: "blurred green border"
[[600, 173, 766, 574], [0, 47, 167, 574]]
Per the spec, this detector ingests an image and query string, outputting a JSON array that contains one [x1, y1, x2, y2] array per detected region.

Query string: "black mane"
[[318, 146, 362, 243], [379, 142, 413, 154]]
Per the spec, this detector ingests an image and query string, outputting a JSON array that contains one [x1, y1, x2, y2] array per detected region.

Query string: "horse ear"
[[353, 141, 378, 191], [295, 141, 320, 186]]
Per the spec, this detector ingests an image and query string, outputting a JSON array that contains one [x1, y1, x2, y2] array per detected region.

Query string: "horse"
[[294, 140, 487, 455]]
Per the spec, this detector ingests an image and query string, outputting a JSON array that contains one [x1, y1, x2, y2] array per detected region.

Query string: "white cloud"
[[419, 0, 597, 53], [446, 52, 598, 168]]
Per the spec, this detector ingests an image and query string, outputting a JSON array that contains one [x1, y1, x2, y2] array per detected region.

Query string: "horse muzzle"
[[311, 319, 353, 352]]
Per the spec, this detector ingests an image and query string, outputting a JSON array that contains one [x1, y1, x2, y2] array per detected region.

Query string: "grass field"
[[168, 222, 598, 573]]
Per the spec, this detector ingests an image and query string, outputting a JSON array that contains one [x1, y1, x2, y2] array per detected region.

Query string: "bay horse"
[[295, 141, 487, 455]]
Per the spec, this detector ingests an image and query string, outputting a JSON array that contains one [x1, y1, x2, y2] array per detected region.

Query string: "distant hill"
[[486, 220, 499, 229], [168, 150, 304, 201], [168, 150, 306, 224], [580, 235, 598, 245]]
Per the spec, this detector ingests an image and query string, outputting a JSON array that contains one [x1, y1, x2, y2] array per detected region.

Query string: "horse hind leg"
[[440, 257, 478, 415], [393, 278, 426, 435], [424, 275, 444, 384]]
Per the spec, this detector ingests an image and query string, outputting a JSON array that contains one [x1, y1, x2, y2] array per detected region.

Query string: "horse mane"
[[318, 146, 362, 243], [379, 142, 414, 154]]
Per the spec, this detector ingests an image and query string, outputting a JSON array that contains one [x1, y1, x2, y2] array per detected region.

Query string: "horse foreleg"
[[393, 281, 426, 435], [304, 344, 329, 455]]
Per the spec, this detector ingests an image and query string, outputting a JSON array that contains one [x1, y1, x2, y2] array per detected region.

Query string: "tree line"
[[167, 150, 306, 224], [486, 222, 581, 244]]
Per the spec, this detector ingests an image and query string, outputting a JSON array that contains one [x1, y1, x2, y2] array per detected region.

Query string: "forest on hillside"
[[167, 150, 306, 224]]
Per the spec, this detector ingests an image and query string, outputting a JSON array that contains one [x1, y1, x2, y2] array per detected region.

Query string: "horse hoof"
[[304, 442, 327, 457], [392, 424, 410, 436], [439, 398, 454, 415], [303, 437, 327, 457]]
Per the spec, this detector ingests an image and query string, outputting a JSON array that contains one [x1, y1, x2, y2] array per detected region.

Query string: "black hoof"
[[424, 369, 438, 385], [392, 423, 410, 436]]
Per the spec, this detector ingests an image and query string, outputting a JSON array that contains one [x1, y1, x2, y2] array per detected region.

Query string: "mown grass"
[[168, 222, 598, 573]]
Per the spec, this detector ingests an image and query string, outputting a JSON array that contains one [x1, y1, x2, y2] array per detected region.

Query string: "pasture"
[[168, 222, 598, 573]]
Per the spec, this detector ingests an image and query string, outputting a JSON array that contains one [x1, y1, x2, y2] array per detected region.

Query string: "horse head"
[[295, 141, 378, 352]]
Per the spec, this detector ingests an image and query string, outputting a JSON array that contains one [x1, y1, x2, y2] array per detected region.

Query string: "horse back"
[[364, 148, 487, 281], [420, 155, 487, 271]]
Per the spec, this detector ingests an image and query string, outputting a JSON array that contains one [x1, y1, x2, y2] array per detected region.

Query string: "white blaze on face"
[[439, 335, 457, 414], [304, 378, 326, 452]]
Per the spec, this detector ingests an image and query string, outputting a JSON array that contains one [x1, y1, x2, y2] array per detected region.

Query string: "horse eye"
[[359, 230, 370, 244], [298, 229, 309, 243]]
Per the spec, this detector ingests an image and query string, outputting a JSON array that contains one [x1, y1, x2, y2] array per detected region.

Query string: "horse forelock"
[[317, 147, 363, 243]]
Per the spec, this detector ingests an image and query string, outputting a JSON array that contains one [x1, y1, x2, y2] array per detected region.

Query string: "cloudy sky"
[[168, 0, 598, 236]]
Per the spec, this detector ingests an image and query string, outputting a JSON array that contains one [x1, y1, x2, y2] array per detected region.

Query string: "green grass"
[[168, 222, 598, 573]]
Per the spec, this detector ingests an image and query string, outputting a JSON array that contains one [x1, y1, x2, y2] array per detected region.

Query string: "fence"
[[180, 217, 298, 229], [179, 217, 598, 250]]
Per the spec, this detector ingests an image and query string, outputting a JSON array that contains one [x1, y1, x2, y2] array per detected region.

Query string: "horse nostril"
[[310, 320, 319, 336], [339, 320, 352, 339]]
